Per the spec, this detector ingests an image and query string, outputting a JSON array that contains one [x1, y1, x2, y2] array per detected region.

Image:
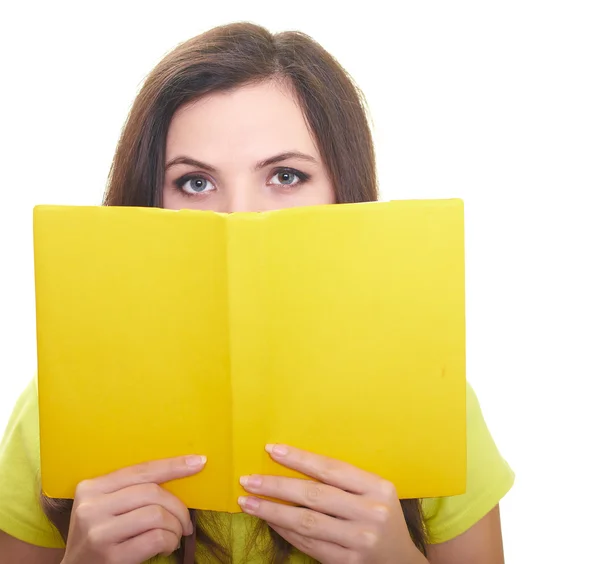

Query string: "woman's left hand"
[[238, 444, 425, 564]]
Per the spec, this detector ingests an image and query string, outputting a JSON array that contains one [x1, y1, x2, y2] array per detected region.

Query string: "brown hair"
[[41, 21, 428, 563]]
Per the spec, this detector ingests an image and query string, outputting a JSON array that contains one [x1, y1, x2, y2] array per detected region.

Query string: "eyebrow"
[[165, 151, 318, 173], [254, 151, 318, 170]]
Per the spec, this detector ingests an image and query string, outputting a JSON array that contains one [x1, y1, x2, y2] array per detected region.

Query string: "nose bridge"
[[224, 178, 261, 213]]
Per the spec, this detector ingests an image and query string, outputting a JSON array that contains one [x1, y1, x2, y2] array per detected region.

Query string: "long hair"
[[41, 22, 428, 563]]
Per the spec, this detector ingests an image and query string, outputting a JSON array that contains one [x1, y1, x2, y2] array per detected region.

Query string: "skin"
[[0, 80, 506, 563], [162, 80, 335, 213]]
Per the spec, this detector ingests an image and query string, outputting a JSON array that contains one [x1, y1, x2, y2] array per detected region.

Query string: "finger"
[[265, 444, 383, 495], [79, 455, 206, 495], [269, 523, 352, 564], [239, 496, 356, 548], [240, 475, 375, 521], [116, 527, 180, 563], [106, 483, 193, 535], [95, 504, 184, 545]]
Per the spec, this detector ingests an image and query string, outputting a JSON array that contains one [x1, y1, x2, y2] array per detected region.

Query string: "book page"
[[34, 207, 231, 509], [254, 201, 466, 498]]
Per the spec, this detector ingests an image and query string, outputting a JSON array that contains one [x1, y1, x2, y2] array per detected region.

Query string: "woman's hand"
[[61, 455, 205, 564], [238, 445, 425, 564]]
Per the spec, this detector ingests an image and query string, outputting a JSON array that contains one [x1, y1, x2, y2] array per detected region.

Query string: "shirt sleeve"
[[0, 378, 65, 548], [421, 382, 515, 544]]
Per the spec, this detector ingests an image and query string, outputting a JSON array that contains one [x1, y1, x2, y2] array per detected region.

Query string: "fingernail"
[[266, 444, 288, 457], [240, 475, 262, 489], [186, 520, 194, 536], [185, 455, 207, 468], [238, 496, 260, 513]]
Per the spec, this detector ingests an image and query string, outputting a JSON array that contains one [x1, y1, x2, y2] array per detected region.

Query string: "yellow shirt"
[[0, 379, 514, 561]]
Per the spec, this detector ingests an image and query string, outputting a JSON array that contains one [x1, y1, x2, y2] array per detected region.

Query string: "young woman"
[[0, 22, 514, 564]]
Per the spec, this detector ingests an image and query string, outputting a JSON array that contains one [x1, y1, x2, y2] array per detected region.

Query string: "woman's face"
[[163, 80, 335, 212]]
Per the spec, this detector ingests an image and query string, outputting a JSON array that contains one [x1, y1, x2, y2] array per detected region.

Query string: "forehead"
[[166, 80, 319, 163]]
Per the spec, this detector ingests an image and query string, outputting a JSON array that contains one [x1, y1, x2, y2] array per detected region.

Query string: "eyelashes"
[[172, 167, 312, 197], [175, 174, 216, 195], [269, 168, 311, 187]]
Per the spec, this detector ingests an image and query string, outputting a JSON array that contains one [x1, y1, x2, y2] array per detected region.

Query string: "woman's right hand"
[[61, 455, 206, 564]]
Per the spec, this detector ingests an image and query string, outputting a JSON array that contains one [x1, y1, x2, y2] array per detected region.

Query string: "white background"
[[1, 1, 599, 561]]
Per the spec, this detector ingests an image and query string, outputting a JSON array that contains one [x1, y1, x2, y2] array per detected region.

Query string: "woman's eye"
[[176, 175, 216, 195], [269, 169, 306, 187]]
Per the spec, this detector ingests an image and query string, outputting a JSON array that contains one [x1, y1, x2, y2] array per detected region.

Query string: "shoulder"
[[0, 377, 64, 548], [422, 381, 515, 544]]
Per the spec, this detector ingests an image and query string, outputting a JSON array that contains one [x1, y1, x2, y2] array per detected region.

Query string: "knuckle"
[[132, 461, 153, 482], [378, 479, 397, 499], [369, 502, 391, 523], [143, 482, 163, 499], [315, 463, 337, 484], [86, 525, 105, 549], [303, 482, 323, 504], [270, 475, 285, 492], [147, 505, 168, 527], [75, 479, 94, 498], [74, 501, 95, 525], [297, 534, 315, 552], [358, 528, 379, 549], [299, 509, 318, 533], [148, 528, 171, 553], [162, 531, 179, 555]]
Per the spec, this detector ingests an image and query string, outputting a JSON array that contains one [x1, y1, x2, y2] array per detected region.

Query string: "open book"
[[33, 200, 466, 511]]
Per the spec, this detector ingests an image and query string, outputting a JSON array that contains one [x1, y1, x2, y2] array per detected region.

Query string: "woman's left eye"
[[268, 169, 308, 187]]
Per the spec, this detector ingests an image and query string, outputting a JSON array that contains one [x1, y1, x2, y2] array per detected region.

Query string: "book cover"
[[33, 200, 466, 511]]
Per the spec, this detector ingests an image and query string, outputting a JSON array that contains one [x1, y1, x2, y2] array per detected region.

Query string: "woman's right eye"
[[175, 175, 216, 195]]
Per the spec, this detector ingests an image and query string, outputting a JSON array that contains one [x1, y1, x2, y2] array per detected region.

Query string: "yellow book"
[[33, 200, 466, 512]]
